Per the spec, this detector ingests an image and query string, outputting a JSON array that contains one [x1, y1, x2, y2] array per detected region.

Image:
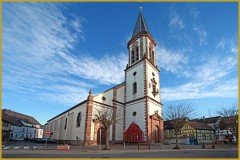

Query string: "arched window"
[[152, 51, 155, 63], [149, 48, 152, 60], [131, 50, 135, 64], [136, 47, 139, 61], [76, 112, 82, 127], [132, 82, 137, 94], [64, 118, 67, 130]]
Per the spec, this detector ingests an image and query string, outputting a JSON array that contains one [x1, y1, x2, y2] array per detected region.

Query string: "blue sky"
[[2, 2, 238, 125]]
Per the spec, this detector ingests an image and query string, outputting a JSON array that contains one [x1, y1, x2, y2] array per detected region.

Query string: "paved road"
[[3, 148, 238, 158]]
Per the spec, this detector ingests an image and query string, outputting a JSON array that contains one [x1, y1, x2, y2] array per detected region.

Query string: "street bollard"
[[138, 143, 139, 150], [31, 147, 34, 151], [202, 143, 205, 149], [123, 142, 125, 150], [212, 143, 215, 149], [149, 144, 150, 150]]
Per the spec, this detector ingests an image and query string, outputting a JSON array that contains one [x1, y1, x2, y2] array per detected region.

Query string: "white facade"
[[45, 102, 87, 142], [45, 8, 164, 145], [10, 124, 43, 140]]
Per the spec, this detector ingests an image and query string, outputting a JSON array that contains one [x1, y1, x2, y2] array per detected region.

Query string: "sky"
[[2, 2, 238, 125]]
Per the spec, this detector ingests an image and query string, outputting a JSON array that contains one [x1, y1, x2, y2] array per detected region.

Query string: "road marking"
[[3, 147, 10, 150], [13, 147, 20, 149], [24, 147, 29, 149]]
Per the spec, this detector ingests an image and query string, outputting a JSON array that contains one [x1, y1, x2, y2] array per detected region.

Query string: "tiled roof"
[[2, 109, 41, 126], [187, 121, 214, 130], [195, 116, 221, 124], [2, 113, 12, 124], [164, 120, 214, 130]]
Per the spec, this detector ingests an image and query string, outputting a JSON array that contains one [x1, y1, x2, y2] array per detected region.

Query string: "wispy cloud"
[[193, 24, 207, 46], [2, 3, 126, 106], [161, 38, 238, 101], [190, 7, 199, 18], [169, 11, 185, 30], [156, 45, 190, 77]]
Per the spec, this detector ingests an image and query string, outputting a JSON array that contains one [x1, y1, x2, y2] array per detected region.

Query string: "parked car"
[[15, 138, 24, 141]]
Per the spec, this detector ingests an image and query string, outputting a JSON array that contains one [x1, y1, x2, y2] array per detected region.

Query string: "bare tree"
[[217, 104, 238, 142], [165, 101, 195, 149], [93, 107, 121, 150]]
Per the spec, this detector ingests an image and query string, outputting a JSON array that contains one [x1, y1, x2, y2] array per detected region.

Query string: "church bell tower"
[[124, 6, 164, 143]]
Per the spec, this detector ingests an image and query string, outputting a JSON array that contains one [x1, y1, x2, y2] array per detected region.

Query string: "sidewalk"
[[68, 143, 238, 151], [3, 142, 237, 151]]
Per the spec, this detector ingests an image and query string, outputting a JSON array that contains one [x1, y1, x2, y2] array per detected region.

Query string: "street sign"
[[45, 130, 51, 135]]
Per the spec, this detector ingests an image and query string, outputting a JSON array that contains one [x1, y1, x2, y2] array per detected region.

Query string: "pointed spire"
[[132, 6, 150, 38]]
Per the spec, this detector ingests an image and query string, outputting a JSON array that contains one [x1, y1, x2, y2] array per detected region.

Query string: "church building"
[[44, 7, 164, 145]]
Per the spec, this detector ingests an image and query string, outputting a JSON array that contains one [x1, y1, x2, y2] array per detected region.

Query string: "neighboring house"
[[195, 116, 221, 140], [164, 120, 215, 144], [217, 116, 238, 142], [2, 109, 43, 140], [195, 116, 238, 143], [36, 125, 44, 138], [45, 7, 164, 146], [2, 114, 12, 144]]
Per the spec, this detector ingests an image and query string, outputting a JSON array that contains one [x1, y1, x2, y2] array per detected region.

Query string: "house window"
[[131, 50, 135, 64], [76, 112, 82, 128], [132, 82, 137, 94], [64, 118, 67, 130]]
